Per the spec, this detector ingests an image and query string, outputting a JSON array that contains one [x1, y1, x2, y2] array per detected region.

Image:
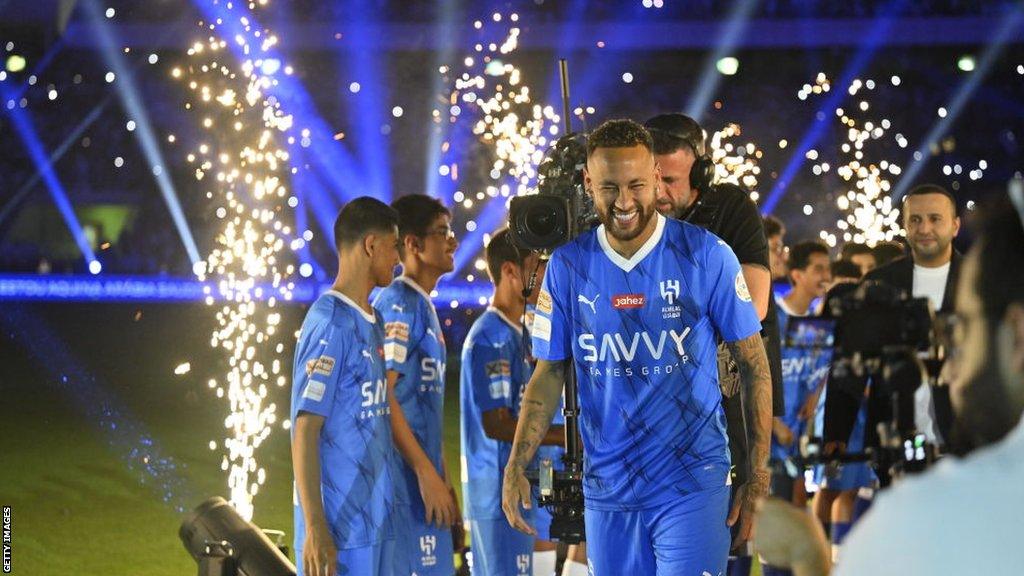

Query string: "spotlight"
[[957, 55, 976, 72], [179, 496, 295, 576], [5, 54, 26, 73], [716, 56, 740, 76], [88, 260, 102, 275]]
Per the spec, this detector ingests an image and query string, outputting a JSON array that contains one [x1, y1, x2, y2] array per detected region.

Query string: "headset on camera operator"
[[824, 184, 962, 464], [756, 180, 1024, 576], [645, 113, 786, 572]]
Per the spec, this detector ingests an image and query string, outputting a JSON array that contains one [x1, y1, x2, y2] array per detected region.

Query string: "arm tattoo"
[[507, 360, 566, 472], [727, 333, 773, 482]]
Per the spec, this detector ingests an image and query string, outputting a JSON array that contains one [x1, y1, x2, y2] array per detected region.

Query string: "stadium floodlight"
[[84, 0, 202, 266], [684, 0, 758, 121]]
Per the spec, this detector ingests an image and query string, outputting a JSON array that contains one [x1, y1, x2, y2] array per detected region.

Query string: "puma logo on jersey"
[[577, 293, 599, 314]]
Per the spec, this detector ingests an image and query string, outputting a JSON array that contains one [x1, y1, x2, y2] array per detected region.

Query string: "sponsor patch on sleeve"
[[532, 315, 551, 341], [735, 271, 752, 302], [305, 355, 335, 377], [536, 289, 553, 315], [302, 380, 326, 402], [384, 342, 408, 364], [385, 321, 410, 343], [485, 359, 512, 399]]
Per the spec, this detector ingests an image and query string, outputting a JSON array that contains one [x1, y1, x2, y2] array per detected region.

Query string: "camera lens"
[[525, 206, 559, 237]]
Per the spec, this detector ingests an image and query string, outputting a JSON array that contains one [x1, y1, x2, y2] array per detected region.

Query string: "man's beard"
[[600, 204, 655, 242], [910, 235, 952, 261], [948, 345, 1020, 455]]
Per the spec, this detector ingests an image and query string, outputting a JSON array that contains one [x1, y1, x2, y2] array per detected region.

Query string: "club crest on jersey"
[[516, 554, 531, 574], [612, 294, 646, 309], [659, 279, 683, 319], [735, 271, 752, 302], [660, 279, 680, 305], [419, 535, 438, 567]]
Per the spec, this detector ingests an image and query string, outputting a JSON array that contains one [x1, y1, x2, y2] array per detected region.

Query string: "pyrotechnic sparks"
[[436, 12, 564, 294], [806, 73, 902, 247], [174, 1, 296, 521], [708, 123, 763, 200]]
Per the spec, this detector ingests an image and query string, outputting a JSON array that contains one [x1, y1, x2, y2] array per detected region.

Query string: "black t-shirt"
[[681, 182, 785, 416]]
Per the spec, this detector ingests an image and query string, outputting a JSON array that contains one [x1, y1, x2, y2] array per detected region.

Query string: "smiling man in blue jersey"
[[460, 228, 565, 576], [374, 194, 460, 575], [291, 197, 401, 576], [501, 119, 774, 575]]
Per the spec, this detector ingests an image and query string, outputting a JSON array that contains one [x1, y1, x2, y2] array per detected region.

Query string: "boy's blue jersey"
[[373, 276, 448, 503], [460, 307, 532, 520], [531, 214, 762, 511], [291, 290, 395, 550], [773, 299, 832, 461]]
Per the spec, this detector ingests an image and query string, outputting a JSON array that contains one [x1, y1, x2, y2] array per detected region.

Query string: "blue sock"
[[832, 521, 852, 546], [852, 495, 873, 523], [727, 555, 752, 576]]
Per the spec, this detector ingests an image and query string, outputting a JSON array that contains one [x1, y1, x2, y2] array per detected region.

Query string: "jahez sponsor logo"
[[612, 294, 646, 309]]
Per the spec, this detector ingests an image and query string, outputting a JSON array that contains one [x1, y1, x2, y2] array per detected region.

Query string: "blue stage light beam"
[[1, 87, 100, 272], [83, 0, 202, 268], [424, 0, 460, 202], [684, 0, 759, 122], [340, 1, 391, 201], [191, 0, 369, 203], [453, 189, 513, 275], [0, 95, 113, 228], [761, 1, 906, 215], [891, 4, 1024, 202]]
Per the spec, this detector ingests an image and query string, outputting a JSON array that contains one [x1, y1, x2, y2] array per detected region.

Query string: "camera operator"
[[824, 184, 962, 457], [755, 186, 1024, 576], [645, 112, 785, 573], [502, 119, 772, 575], [459, 228, 567, 576]]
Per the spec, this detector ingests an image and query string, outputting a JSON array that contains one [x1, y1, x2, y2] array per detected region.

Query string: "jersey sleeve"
[[531, 250, 572, 361], [723, 191, 770, 269], [704, 235, 762, 343], [466, 334, 515, 415], [294, 322, 348, 419], [378, 293, 422, 376]]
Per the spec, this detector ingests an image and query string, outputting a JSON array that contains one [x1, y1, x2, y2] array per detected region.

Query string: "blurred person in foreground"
[[755, 186, 1024, 575]]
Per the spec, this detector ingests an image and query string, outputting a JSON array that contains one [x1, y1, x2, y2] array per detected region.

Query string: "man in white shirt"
[[824, 184, 962, 460], [754, 186, 1024, 575]]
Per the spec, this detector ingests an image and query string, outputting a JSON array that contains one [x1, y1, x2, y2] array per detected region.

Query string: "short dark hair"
[[763, 215, 785, 238], [391, 194, 451, 254], [831, 258, 863, 280], [872, 240, 906, 266], [901, 183, 958, 220], [788, 240, 830, 279], [644, 113, 706, 157], [485, 228, 528, 285], [333, 196, 399, 250], [840, 242, 872, 259], [974, 195, 1024, 323], [586, 119, 653, 158]]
